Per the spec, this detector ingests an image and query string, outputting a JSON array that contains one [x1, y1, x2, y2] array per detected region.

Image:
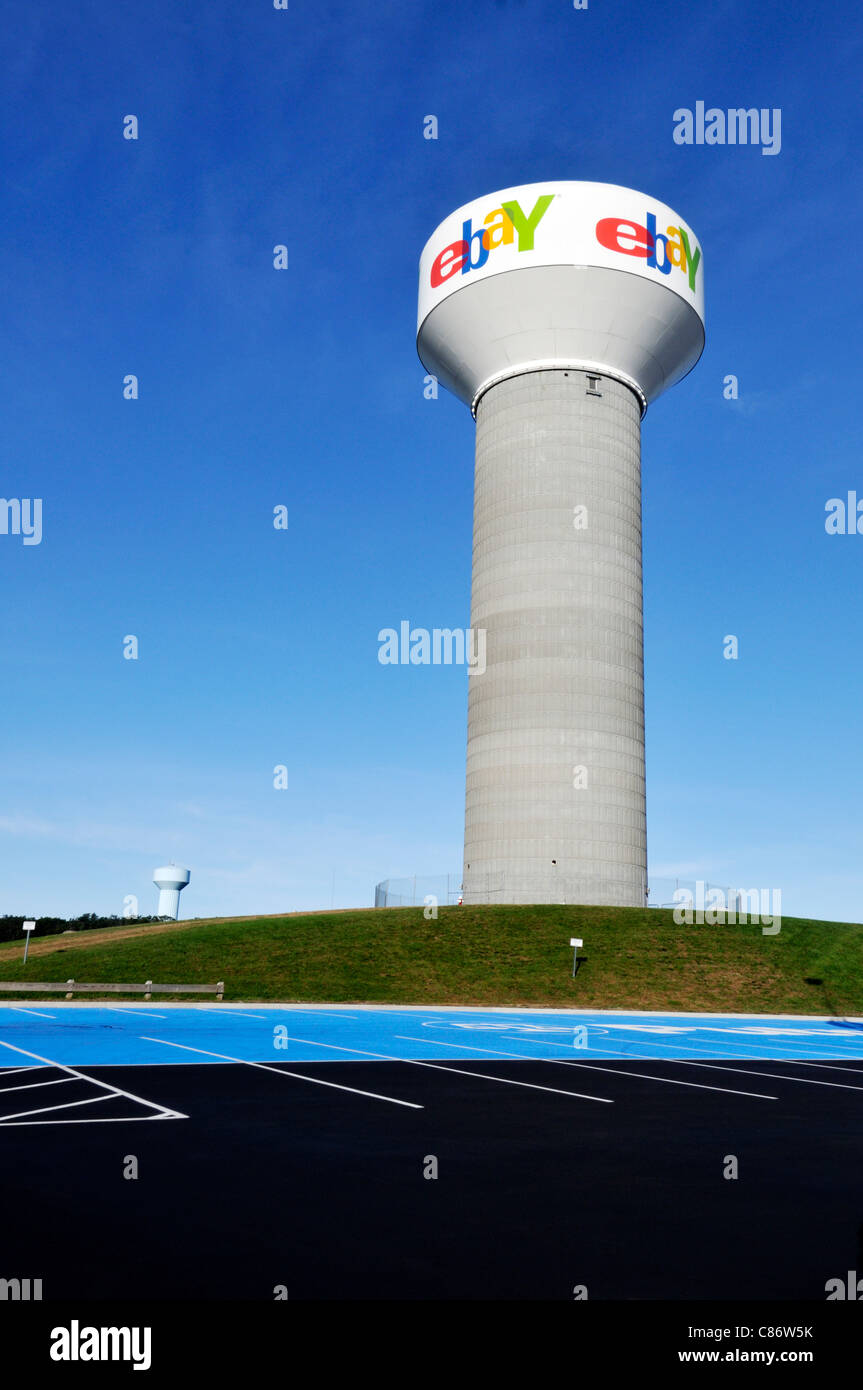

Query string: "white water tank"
[[153, 864, 190, 920]]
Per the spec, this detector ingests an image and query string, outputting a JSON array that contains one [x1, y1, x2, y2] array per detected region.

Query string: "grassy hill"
[[0, 904, 861, 1014]]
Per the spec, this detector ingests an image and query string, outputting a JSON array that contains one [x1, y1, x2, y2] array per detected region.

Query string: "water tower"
[[417, 181, 705, 906], [153, 864, 190, 920]]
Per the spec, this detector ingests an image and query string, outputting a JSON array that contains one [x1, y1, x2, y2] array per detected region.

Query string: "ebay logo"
[[596, 211, 702, 291], [429, 194, 554, 288]]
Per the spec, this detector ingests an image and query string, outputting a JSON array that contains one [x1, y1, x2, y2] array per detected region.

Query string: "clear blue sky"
[[2, 1, 862, 923]]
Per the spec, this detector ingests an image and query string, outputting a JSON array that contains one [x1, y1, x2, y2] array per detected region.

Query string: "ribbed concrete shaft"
[[156, 889, 181, 919], [462, 369, 646, 906]]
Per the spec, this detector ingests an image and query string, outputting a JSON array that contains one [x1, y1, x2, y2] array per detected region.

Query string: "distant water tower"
[[153, 864, 190, 920], [417, 181, 705, 907]]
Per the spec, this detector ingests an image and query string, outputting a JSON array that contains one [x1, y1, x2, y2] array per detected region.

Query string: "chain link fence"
[[374, 874, 735, 909], [374, 875, 464, 907], [647, 878, 732, 909]]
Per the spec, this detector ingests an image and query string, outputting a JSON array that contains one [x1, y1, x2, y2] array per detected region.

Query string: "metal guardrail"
[[0, 980, 225, 1000]]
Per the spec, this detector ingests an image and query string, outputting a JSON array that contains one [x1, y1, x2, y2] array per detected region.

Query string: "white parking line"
[[555, 1058, 777, 1099], [0, 1094, 114, 1123], [195, 1009, 269, 1020], [0, 1076, 77, 1095], [670, 1059, 863, 1092], [104, 1008, 167, 1019], [140, 1036, 423, 1109], [410, 1035, 778, 1100], [633, 1030, 863, 1062], [0, 1038, 187, 1124], [285, 1034, 613, 1104], [420, 1019, 764, 1062], [422, 1014, 863, 1062], [9, 1007, 56, 1019], [270, 1008, 360, 1020], [786, 1059, 863, 1076], [357, 1009, 465, 1023], [504, 1023, 863, 1065], [0, 1113, 181, 1127]]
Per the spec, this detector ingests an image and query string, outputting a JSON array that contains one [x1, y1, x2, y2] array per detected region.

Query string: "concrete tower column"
[[416, 181, 705, 908], [463, 369, 645, 906]]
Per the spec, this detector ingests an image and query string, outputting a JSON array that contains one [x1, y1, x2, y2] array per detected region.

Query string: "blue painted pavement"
[[1, 1004, 862, 1068]]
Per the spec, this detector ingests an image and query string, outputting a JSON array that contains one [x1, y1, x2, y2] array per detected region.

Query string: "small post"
[[144, 981, 153, 1001], [570, 937, 583, 977], [66, 979, 75, 1000], [22, 921, 35, 964], [216, 982, 224, 1001]]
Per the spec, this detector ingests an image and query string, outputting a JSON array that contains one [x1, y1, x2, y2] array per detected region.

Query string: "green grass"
[[1, 904, 862, 1013]]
